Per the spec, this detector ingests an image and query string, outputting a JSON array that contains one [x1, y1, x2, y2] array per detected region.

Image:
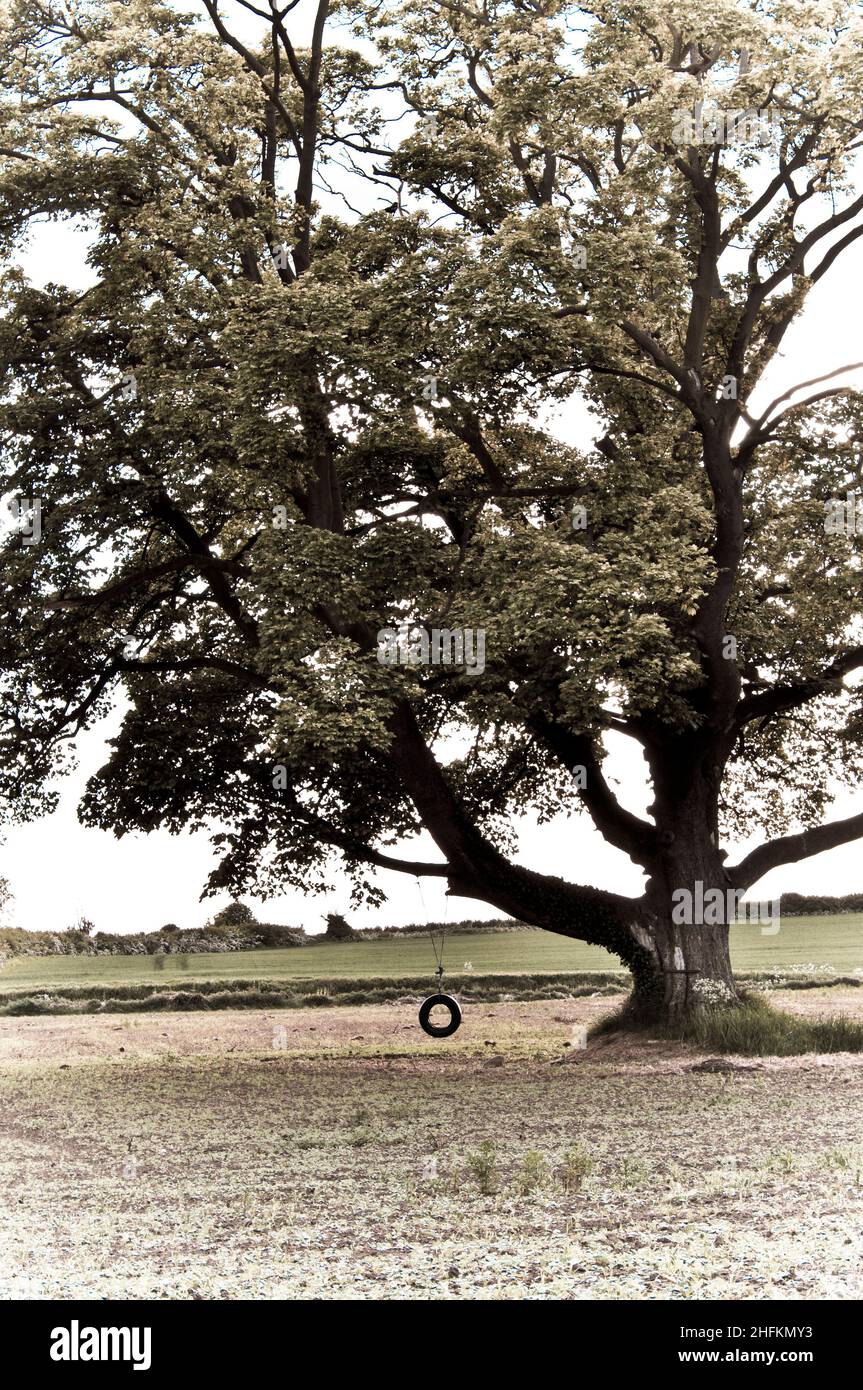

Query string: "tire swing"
[[419, 919, 462, 1038]]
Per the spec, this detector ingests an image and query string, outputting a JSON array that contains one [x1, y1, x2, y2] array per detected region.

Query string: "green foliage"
[[324, 913, 357, 941], [559, 1144, 593, 1193], [669, 995, 863, 1056], [514, 1149, 551, 1195], [209, 901, 257, 928], [1, 1, 862, 990], [616, 1156, 651, 1188], [0, 921, 305, 960], [781, 892, 863, 916], [596, 990, 863, 1055], [466, 1140, 500, 1195]]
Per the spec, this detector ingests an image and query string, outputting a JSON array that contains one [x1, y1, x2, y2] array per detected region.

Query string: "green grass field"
[[1, 913, 861, 993]]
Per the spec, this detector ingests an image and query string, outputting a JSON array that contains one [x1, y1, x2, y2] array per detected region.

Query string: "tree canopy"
[[2, 0, 863, 1014]]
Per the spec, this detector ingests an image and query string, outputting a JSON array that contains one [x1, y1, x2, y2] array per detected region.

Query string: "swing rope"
[[417, 876, 446, 991], [427, 919, 447, 990]]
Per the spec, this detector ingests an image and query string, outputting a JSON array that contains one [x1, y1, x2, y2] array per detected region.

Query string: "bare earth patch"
[[1, 992, 862, 1299]]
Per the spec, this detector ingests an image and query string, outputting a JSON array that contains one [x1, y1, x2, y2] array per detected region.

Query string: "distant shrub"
[[370, 917, 528, 938], [210, 901, 257, 928], [0, 927, 83, 957], [252, 923, 307, 948], [324, 913, 356, 941], [781, 892, 863, 916]]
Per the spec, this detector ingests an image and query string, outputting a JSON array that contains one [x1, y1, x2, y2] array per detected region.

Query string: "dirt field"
[[1, 992, 862, 1300]]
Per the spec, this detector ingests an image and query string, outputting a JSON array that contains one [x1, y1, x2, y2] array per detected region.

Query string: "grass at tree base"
[[591, 992, 863, 1056]]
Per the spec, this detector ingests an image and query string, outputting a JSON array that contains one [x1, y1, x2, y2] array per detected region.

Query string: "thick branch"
[[728, 811, 863, 891], [735, 647, 863, 729], [528, 713, 658, 866]]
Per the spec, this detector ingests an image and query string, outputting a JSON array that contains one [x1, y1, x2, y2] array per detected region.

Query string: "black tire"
[[418, 993, 462, 1038]]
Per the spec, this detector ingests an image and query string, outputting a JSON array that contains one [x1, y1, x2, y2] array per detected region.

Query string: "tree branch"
[[728, 811, 863, 891], [734, 646, 863, 729], [527, 712, 658, 866]]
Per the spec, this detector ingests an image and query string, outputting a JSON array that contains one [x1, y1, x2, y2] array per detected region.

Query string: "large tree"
[[2, 0, 863, 1023]]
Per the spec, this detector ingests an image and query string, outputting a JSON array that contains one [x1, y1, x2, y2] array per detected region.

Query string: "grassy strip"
[[1, 968, 859, 1019], [0, 971, 627, 1016], [737, 973, 862, 991]]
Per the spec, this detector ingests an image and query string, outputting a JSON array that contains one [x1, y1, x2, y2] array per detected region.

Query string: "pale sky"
[[2, 6, 862, 936]]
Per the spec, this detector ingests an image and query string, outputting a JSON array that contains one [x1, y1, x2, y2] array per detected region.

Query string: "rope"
[[427, 921, 446, 987], [419, 876, 446, 990]]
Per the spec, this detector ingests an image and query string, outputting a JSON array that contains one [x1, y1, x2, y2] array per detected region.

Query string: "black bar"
[[2, 1297, 855, 1375]]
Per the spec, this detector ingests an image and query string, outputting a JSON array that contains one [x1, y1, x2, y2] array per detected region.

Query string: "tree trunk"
[[626, 914, 738, 1026], [626, 750, 741, 1026], [433, 733, 744, 1031]]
